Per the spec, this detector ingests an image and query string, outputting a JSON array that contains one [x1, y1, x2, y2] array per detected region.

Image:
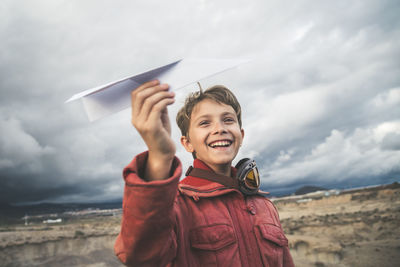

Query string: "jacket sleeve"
[[114, 151, 182, 266]]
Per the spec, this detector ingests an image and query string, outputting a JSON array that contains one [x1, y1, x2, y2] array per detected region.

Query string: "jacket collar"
[[178, 159, 239, 199]]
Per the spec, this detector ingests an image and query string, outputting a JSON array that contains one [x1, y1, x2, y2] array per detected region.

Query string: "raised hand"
[[130, 80, 176, 180]]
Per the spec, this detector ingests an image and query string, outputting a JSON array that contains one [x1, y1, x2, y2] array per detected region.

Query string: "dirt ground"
[[0, 216, 124, 267], [0, 184, 399, 266], [274, 184, 400, 267]]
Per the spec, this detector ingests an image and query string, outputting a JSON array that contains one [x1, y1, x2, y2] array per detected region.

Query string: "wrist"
[[145, 151, 175, 181]]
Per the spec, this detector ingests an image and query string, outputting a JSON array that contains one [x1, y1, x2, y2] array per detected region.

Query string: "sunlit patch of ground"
[[275, 184, 400, 267]]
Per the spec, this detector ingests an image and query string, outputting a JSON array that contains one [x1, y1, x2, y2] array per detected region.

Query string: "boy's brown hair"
[[176, 85, 242, 137]]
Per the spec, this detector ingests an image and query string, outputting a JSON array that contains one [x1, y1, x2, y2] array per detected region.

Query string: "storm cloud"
[[1, 0, 399, 203]]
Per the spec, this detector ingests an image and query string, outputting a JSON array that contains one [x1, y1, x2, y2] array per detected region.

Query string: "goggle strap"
[[186, 167, 240, 189], [257, 190, 270, 195]]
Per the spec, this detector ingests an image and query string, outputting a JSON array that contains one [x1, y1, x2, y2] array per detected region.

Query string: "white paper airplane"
[[66, 58, 249, 121]]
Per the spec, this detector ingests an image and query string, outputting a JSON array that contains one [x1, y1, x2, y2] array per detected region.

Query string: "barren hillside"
[[0, 216, 123, 267], [0, 183, 399, 266], [274, 183, 400, 267]]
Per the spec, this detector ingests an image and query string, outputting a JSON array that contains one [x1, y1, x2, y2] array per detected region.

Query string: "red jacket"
[[115, 151, 294, 267]]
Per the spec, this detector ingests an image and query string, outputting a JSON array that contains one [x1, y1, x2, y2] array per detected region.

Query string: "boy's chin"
[[210, 155, 236, 165]]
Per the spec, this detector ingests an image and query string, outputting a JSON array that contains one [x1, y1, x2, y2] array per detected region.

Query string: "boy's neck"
[[208, 163, 232, 177], [193, 158, 234, 178]]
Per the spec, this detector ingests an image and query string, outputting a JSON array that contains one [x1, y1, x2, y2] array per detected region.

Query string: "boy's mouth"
[[208, 140, 233, 148]]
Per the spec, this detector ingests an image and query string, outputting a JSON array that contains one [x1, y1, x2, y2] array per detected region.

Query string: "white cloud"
[[373, 121, 400, 142], [293, 22, 315, 42], [265, 121, 400, 186], [0, 116, 54, 171], [241, 86, 330, 157], [372, 87, 400, 107]]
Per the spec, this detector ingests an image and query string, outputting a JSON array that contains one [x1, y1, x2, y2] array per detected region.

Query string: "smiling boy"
[[114, 80, 294, 266]]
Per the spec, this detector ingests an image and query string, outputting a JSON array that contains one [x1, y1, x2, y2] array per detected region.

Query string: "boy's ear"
[[180, 136, 194, 153], [240, 128, 245, 146]]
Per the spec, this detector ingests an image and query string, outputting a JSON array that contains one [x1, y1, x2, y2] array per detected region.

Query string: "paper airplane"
[[66, 58, 249, 121]]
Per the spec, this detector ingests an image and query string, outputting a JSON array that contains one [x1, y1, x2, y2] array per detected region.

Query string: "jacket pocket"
[[255, 223, 288, 267], [190, 224, 239, 266]]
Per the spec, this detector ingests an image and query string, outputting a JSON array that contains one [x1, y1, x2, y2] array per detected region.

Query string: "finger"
[[139, 90, 175, 121], [134, 80, 160, 94], [131, 80, 159, 117], [147, 96, 175, 124], [133, 84, 169, 117], [136, 97, 174, 136]]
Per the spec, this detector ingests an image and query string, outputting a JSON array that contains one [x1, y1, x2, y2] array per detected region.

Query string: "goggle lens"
[[244, 167, 259, 189]]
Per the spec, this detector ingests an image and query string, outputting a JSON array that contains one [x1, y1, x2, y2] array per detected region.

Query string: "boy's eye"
[[199, 120, 210, 126], [224, 117, 235, 123]]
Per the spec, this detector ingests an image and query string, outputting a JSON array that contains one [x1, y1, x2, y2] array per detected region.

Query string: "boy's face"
[[181, 99, 244, 170]]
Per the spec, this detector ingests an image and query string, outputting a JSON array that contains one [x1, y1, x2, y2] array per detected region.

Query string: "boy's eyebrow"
[[193, 114, 211, 122], [221, 111, 236, 117], [193, 111, 237, 122]]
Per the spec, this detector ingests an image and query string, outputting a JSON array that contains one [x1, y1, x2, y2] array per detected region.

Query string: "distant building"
[[43, 218, 62, 224]]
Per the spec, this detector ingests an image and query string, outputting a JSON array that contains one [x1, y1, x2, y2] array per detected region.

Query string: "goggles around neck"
[[185, 158, 261, 195], [235, 158, 260, 195]]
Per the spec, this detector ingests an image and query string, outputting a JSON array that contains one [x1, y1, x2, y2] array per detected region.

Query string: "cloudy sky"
[[1, 0, 399, 204]]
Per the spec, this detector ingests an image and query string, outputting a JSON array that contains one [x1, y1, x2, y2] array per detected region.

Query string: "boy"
[[114, 80, 294, 266]]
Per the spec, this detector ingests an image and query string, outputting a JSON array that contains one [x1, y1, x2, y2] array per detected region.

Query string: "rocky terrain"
[[0, 215, 123, 267], [274, 183, 400, 267], [0, 183, 399, 267]]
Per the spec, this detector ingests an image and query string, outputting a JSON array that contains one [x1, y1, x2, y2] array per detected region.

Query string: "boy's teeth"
[[210, 141, 231, 147]]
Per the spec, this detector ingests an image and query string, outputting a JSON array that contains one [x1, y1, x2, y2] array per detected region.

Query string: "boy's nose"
[[212, 121, 227, 134]]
